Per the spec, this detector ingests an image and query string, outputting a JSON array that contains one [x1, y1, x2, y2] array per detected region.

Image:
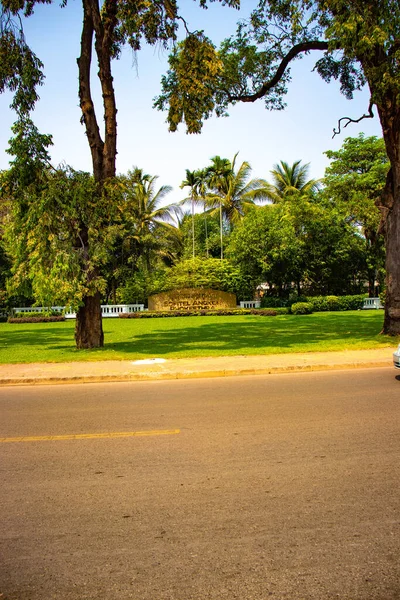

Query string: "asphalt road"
[[1, 368, 400, 600]]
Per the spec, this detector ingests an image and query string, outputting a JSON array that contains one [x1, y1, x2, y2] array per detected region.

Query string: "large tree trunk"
[[381, 164, 400, 334], [376, 101, 400, 335], [75, 0, 118, 349], [74, 224, 104, 348], [75, 291, 104, 349]]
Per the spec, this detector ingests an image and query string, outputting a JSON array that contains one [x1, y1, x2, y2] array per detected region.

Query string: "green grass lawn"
[[0, 311, 397, 364]]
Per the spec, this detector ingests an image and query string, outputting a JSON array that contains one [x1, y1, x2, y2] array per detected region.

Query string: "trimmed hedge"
[[291, 302, 313, 315], [262, 294, 365, 312], [120, 308, 283, 318], [306, 295, 365, 312], [11, 310, 63, 319], [260, 296, 289, 308], [8, 316, 66, 323]]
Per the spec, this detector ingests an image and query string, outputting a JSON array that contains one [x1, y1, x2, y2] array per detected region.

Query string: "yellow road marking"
[[0, 429, 180, 443]]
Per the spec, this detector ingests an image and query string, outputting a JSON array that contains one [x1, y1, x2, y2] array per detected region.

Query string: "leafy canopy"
[[2, 166, 123, 308], [204, 153, 270, 226], [266, 160, 321, 203], [323, 133, 388, 288], [155, 0, 400, 133], [323, 133, 389, 235]]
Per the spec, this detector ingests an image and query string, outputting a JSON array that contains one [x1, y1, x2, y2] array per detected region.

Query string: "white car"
[[393, 344, 400, 369]]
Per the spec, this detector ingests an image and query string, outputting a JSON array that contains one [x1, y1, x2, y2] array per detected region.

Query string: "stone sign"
[[148, 288, 237, 312]]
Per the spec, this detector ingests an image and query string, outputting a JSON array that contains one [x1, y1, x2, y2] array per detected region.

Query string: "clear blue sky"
[[0, 0, 383, 204]]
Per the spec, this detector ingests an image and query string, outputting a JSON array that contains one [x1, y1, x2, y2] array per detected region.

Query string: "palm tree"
[[180, 169, 199, 258], [206, 156, 233, 191], [205, 156, 233, 258], [119, 167, 180, 271], [194, 168, 210, 257], [267, 160, 321, 203], [180, 167, 216, 258], [205, 154, 270, 257]]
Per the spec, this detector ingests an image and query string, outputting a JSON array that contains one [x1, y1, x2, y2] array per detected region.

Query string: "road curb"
[[0, 360, 393, 386]]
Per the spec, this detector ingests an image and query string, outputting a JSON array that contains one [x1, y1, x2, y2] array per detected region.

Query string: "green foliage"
[[0, 8, 45, 116], [12, 309, 63, 318], [260, 296, 289, 308], [0, 289, 8, 312], [3, 165, 123, 308], [3, 116, 53, 188], [104, 168, 182, 304], [291, 302, 313, 315], [116, 1, 239, 55], [114, 167, 180, 272], [1, 0, 239, 125], [156, 1, 400, 136], [0, 238, 13, 311], [178, 154, 270, 264], [155, 10, 291, 130], [178, 212, 224, 260], [323, 133, 388, 295], [8, 307, 65, 322], [309, 295, 340, 312], [204, 153, 270, 227], [228, 197, 369, 297], [324, 134, 388, 232], [320, 1, 400, 106], [155, 33, 224, 134], [116, 269, 168, 305], [119, 308, 279, 318], [227, 204, 303, 294], [298, 198, 367, 296], [266, 160, 321, 203], [161, 257, 252, 300], [306, 295, 365, 312], [179, 167, 226, 259], [7, 315, 65, 323], [263, 294, 366, 311]]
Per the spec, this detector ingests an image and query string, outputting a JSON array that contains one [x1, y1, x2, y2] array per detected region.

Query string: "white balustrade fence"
[[362, 297, 383, 310], [14, 306, 65, 314], [13, 304, 145, 318], [239, 300, 261, 309]]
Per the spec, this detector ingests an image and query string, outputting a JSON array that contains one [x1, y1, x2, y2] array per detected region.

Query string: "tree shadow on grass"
[[0, 313, 387, 360], [0, 324, 74, 351], [105, 313, 385, 357]]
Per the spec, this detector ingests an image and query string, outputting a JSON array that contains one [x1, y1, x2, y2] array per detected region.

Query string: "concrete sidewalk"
[[0, 347, 396, 386]]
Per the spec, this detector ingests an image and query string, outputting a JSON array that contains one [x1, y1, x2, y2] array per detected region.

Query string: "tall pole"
[[220, 201, 223, 259], [192, 194, 195, 258], [204, 211, 209, 258]]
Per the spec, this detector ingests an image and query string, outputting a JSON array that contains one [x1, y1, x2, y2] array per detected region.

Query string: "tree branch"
[[176, 14, 191, 36], [332, 101, 374, 138], [77, 0, 104, 183], [89, 0, 118, 180], [228, 40, 329, 103]]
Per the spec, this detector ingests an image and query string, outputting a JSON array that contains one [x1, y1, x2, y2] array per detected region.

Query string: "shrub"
[[335, 295, 366, 311], [12, 309, 63, 319], [116, 269, 168, 305], [8, 316, 65, 323], [160, 258, 253, 299], [119, 308, 282, 318], [306, 295, 364, 312], [272, 307, 290, 315], [291, 302, 313, 315], [261, 294, 365, 312], [260, 296, 287, 308]]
